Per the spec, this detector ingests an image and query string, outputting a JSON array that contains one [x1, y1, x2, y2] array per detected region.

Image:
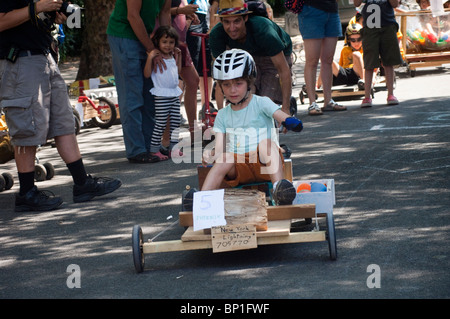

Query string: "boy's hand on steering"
[[281, 117, 303, 132]]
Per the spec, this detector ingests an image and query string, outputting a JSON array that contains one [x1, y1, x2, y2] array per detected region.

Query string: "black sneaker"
[[15, 186, 63, 212], [272, 179, 296, 205], [73, 175, 122, 203]]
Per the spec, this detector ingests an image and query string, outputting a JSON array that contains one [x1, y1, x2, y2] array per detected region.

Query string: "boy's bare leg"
[[258, 139, 283, 183], [201, 153, 235, 191]]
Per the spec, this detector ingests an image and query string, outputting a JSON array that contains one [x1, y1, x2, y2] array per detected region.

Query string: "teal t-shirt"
[[213, 95, 280, 154], [107, 0, 165, 40], [209, 15, 292, 58]]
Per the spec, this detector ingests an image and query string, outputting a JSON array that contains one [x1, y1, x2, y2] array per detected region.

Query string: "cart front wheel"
[[132, 225, 145, 273], [326, 213, 337, 260]]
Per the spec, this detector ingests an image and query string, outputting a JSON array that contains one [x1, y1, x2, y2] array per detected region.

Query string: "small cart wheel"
[[326, 213, 337, 260], [34, 164, 47, 182], [43, 162, 55, 180], [0, 174, 5, 192], [132, 225, 145, 273], [2, 172, 14, 190]]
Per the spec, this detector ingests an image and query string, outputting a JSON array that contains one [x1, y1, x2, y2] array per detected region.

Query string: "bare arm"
[[158, 0, 171, 27], [143, 52, 156, 78], [127, 0, 153, 52], [0, 0, 62, 32], [202, 131, 225, 166], [270, 52, 292, 115]]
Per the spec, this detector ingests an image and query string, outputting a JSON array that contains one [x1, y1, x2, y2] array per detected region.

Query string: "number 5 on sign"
[[193, 189, 227, 231]]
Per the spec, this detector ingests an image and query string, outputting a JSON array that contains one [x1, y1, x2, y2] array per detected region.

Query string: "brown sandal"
[[321, 99, 347, 111]]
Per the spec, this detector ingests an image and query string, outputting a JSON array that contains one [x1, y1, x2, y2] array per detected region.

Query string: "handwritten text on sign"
[[193, 189, 226, 231], [211, 224, 257, 253]]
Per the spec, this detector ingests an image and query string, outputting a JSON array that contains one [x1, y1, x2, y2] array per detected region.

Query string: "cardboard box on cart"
[[292, 179, 335, 215]]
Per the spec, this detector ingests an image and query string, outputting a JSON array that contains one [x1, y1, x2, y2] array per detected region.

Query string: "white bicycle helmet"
[[213, 49, 256, 81]]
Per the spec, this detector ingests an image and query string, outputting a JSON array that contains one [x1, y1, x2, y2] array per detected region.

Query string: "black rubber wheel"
[[2, 172, 14, 190], [92, 97, 117, 129], [326, 213, 337, 260], [34, 164, 47, 182], [132, 225, 145, 273], [0, 174, 5, 192], [43, 162, 55, 180]]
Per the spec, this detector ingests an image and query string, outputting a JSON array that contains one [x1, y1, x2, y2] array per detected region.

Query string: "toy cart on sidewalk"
[[69, 76, 119, 129], [131, 160, 337, 273], [397, 9, 450, 77]]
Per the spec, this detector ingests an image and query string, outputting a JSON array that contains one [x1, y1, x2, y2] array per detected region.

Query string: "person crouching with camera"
[[0, 0, 122, 212]]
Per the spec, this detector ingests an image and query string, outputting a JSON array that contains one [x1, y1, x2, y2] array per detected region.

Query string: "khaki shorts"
[[253, 55, 292, 105], [0, 54, 74, 146], [224, 148, 285, 188], [361, 24, 403, 69]]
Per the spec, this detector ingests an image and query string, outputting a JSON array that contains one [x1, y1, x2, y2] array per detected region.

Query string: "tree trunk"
[[76, 0, 115, 80]]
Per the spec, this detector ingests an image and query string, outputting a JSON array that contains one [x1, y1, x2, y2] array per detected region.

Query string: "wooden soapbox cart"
[[397, 9, 450, 77], [131, 160, 337, 273]]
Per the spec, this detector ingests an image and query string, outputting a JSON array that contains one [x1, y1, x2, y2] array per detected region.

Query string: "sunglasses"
[[349, 37, 362, 43]]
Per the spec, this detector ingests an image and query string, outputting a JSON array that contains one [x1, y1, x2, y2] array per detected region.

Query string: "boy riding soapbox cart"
[[131, 159, 337, 273]]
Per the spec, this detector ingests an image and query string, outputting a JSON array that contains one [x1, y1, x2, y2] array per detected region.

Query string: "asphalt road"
[[0, 42, 449, 303]]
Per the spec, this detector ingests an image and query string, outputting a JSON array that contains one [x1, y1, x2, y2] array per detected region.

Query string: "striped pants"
[[150, 96, 181, 153]]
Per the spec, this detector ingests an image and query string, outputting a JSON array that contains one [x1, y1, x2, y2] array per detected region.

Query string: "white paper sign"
[[193, 189, 227, 231]]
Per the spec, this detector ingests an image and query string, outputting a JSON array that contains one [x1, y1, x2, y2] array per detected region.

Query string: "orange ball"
[[296, 183, 311, 193]]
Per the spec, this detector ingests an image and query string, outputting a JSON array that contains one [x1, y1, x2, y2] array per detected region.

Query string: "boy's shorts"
[[253, 55, 292, 105], [298, 5, 342, 40], [333, 66, 360, 86], [224, 148, 284, 188], [0, 54, 75, 147], [361, 24, 403, 69]]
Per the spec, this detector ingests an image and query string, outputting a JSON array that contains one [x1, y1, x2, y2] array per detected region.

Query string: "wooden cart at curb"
[[131, 160, 337, 273], [397, 10, 450, 77]]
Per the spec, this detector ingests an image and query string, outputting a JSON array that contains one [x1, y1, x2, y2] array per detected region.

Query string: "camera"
[[59, 2, 78, 16]]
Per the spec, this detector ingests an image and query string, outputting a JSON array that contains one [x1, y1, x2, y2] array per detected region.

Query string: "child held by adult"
[[144, 26, 183, 160]]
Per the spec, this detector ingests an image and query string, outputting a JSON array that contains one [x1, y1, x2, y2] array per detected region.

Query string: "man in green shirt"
[[209, 0, 292, 115], [107, 0, 171, 163]]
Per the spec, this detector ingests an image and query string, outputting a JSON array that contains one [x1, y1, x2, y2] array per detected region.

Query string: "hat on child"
[[216, 0, 252, 17]]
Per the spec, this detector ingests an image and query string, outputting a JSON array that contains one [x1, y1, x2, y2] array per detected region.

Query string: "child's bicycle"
[[69, 76, 118, 129]]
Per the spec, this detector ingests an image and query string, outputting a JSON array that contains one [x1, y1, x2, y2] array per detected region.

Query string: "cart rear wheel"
[[92, 97, 117, 129], [2, 172, 14, 190], [43, 162, 55, 180], [0, 174, 5, 192], [34, 164, 47, 182], [132, 225, 145, 273], [326, 213, 337, 260]]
